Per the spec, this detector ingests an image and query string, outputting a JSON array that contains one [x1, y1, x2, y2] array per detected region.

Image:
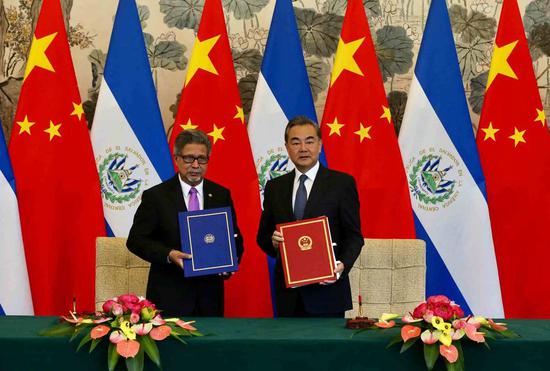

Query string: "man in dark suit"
[[127, 129, 243, 317], [257, 116, 363, 317]]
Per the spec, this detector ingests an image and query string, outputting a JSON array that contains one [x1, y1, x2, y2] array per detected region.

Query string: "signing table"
[[0, 317, 548, 370]]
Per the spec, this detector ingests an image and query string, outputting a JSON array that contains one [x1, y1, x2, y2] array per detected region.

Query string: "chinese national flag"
[[8, 0, 105, 315], [169, 0, 271, 317], [320, 0, 415, 238], [477, 0, 550, 318]]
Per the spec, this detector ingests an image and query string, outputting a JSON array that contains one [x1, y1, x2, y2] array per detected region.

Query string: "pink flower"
[[427, 295, 451, 306], [151, 314, 165, 326], [176, 320, 197, 331], [125, 302, 143, 314], [139, 299, 156, 310], [452, 319, 467, 329], [90, 325, 110, 339], [420, 329, 440, 344], [374, 320, 395, 328], [150, 325, 171, 341], [92, 317, 112, 324], [464, 324, 485, 343], [401, 325, 421, 342], [109, 330, 126, 344], [118, 294, 140, 305], [111, 303, 124, 316], [402, 313, 423, 323], [423, 310, 434, 323], [132, 323, 153, 336], [488, 319, 508, 332], [102, 300, 117, 314], [129, 312, 140, 324], [116, 340, 140, 358], [439, 344, 459, 363], [450, 329, 465, 340]]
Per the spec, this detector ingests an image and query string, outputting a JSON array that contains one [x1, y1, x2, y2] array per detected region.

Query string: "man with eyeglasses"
[[127, 129, 243, 317], [257, 116, 363, 317]]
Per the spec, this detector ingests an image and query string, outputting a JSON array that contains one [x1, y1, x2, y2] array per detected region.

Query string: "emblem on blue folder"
[[178, 207, 238, 277]]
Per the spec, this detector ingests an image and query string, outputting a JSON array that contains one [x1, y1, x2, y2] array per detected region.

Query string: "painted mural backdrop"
[[1, 0, 549, 143]]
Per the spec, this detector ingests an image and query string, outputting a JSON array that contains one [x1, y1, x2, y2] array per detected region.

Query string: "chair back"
[[346, 238, 426, 318], [95, 237, 150, 311]]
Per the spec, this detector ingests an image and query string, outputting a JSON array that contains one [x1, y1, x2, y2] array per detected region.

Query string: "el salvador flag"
[[91, 0, 173, 237], [0, 125, 33, 315], [398, 0, 503, 317]]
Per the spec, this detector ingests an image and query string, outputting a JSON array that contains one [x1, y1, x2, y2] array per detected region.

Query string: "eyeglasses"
[[176, 154, 209, 164]]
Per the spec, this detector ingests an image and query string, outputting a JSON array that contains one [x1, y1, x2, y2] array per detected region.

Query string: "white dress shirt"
[[178, 175, 204, 210], [291, 161, 320, 214]]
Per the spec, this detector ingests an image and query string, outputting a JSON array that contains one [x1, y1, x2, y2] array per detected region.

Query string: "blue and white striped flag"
[[248, 0, 321, 197], [91, 0, 173, 236], [398, 0, 503, 317], [0, 125, 33, 315]]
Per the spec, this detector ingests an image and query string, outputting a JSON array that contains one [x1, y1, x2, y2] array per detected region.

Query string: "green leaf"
[[76, 332, 92, 352], [160, 0, 204, 31], [295, 7, 343, 58], [125, 347, 145, 371], [39, 322, 76, 337], [170, 333, 188, 345], [455, 340, 465, 370], [222, 0, 269, 20], [386, 333, 403, 349], [375, 26, 414, 82], [499, 329, 520, 339], [399, 337, 418, 354], [69, 325, 87, 342], [190, 331, 204, 337], [138, 335, 161, 369], [107, 343, 120, 371], [305, 56, 331, 102], [89, 338, 102, 353], [138, 4, 150, 29], [423, 343, 439, 371], [449, 4, 496, 43]]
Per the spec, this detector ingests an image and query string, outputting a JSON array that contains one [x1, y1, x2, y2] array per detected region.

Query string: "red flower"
[[427, 295, 451, 306], [102, 299, 117, 313], [452, 305, 464, 319], [412, 302, 428, 319], [433, 302, 454, 321]]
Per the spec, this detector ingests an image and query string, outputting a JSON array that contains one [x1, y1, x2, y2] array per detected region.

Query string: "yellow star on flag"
[[380, 105, 392, 124], [16, 115, 35, 135], [185, 35, 220, 85], [44, 120, 62, 141], [70, 102, 84, 121], [24, 32, 57, 80], [354, 123, 372, 143], [508, 127, 526, 147], [234, 105, 245, 124], [330, 37, 365, 86], [208, 124, 225, 144], [481, 122, 500, 141], [535, 108, 546, 127], [326, 117, 345, 136], [180, 119, 198, 131], [486, 40, 518, 90]]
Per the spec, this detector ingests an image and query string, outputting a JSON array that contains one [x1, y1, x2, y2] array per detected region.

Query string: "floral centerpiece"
[[41, 294, 202, 371], [361, 295, 517, 371]]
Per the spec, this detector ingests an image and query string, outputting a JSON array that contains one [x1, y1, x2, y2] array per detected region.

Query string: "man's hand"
[[271, 230, 284, 249], [168, 249, 192, 269], [320, 261, 344, 285], [218, 272, 235, 280]]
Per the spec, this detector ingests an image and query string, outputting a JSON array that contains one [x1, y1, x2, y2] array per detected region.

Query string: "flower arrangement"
[[363, 295, 517, 371], [40, 294, 202, 371]]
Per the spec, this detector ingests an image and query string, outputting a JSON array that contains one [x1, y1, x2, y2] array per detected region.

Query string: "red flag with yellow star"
[[8, 0, 105, 315], [320, 0, 415, 238], [168, 0, 271, 317], [476, 0, 550, 318]]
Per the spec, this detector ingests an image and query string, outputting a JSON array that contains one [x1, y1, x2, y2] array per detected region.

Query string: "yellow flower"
[[380, 313, 400, 322], [120, 320, 136, 340], [439, 331, 452, 346]]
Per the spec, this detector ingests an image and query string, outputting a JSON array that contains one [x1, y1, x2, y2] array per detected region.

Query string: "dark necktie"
[[294, 174, 308, 220]]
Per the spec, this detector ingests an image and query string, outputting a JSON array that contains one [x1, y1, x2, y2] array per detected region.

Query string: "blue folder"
[[178, 207, 238, 277]]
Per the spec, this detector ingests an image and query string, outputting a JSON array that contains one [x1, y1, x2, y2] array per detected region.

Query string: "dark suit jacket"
[[127, 175, 243, 317], [257, 165, 363, 315]]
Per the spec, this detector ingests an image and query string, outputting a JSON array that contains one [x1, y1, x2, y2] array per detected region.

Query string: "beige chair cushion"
[[346, 238, 426, 318], [95, 237, 150, 311]]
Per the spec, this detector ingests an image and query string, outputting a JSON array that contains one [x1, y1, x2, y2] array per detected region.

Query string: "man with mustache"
[[257, 116, 363, 317], [127, 129, 243, 317]]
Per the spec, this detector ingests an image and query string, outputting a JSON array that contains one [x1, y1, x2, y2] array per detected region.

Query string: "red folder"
[[276, 216, 337, 288]]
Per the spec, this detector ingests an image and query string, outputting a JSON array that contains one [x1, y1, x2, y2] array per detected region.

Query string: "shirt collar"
[[294, 161, 320, 184], [178, 174, 204, 197]]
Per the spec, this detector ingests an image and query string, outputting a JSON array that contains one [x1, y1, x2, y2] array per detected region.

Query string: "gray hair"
[[173, 129, 212, 156], [284, 115, 321, 143]]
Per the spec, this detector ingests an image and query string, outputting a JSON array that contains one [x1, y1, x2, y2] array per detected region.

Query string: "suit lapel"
[[203, 180, 215, 209], [303, 165, 328, 219], [168, 175, 187, 212]]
